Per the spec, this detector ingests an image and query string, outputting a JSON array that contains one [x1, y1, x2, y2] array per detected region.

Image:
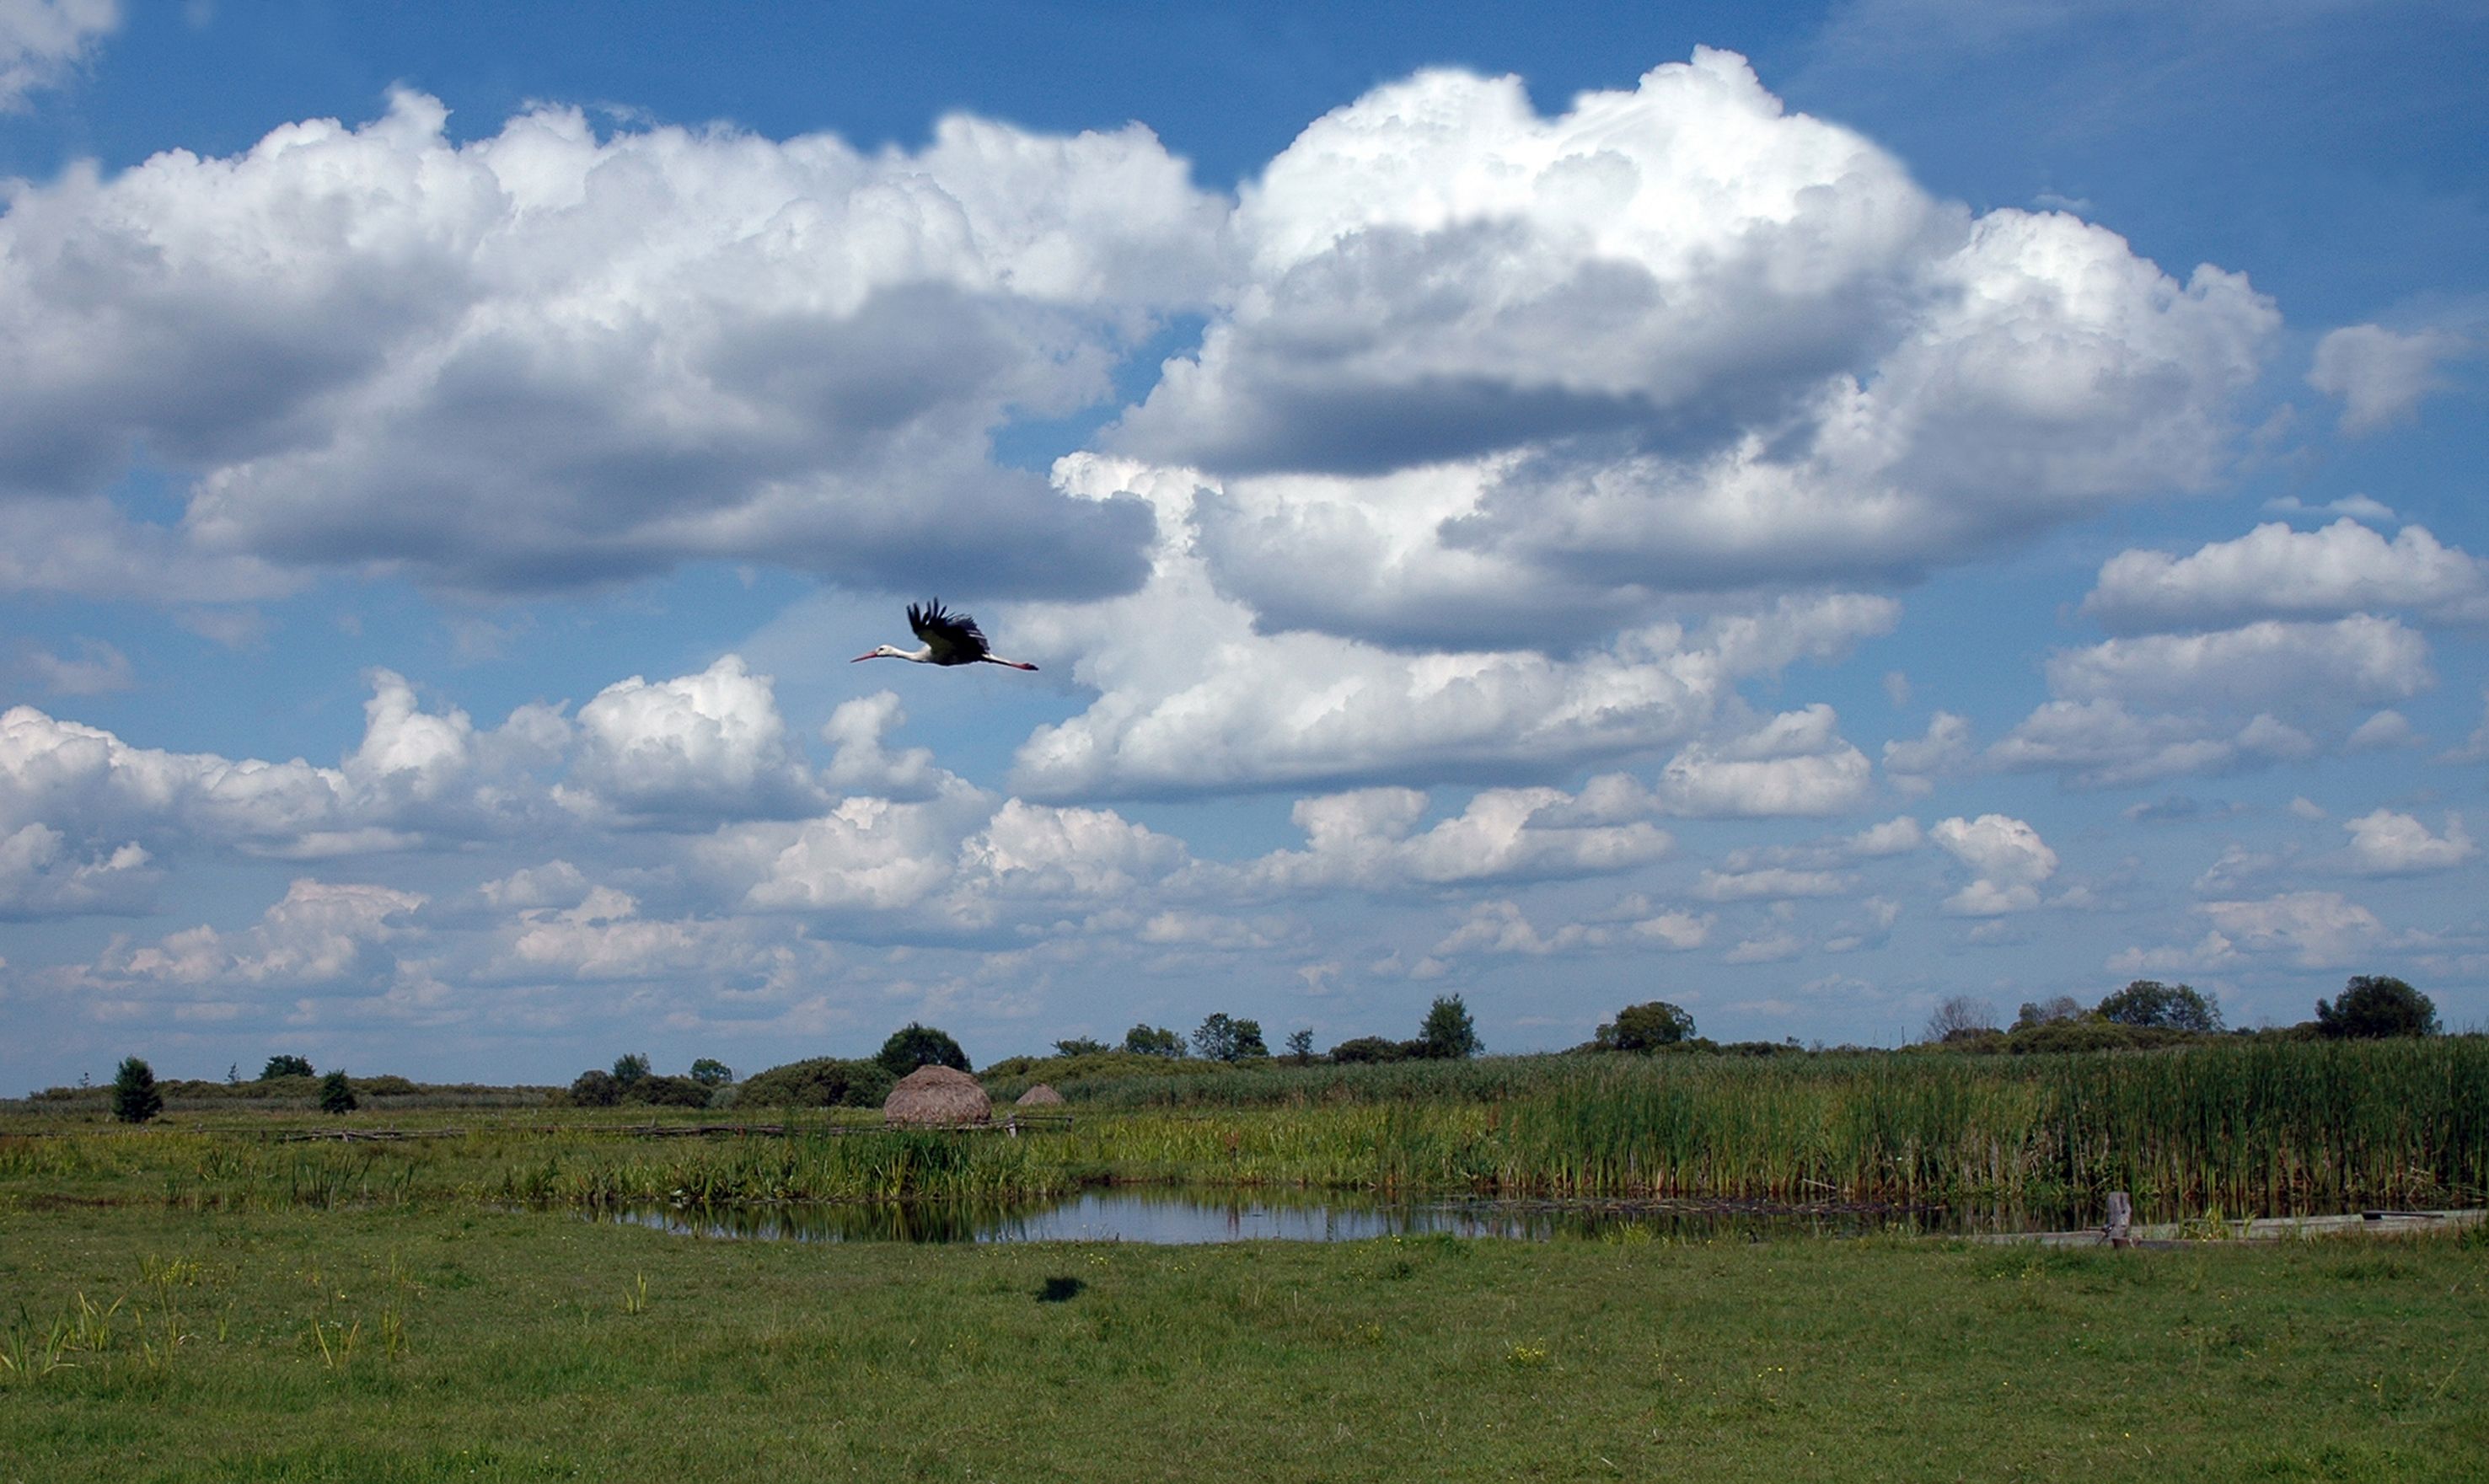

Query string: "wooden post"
[[2105, 1191, 2132, 1248]]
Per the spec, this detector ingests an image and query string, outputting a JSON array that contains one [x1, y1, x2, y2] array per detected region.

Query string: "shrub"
[[1328, 1035, 1408, 1064], [2314, 976, 2440, 1039], [628, 1074, 713, 1108], [260, 1054, 315, 1080], [877, 1024, 971, 1076], [1053, 1037, 1109, 1057], [318, 1070, 357, 1115], [567, 1069, 622, 1107], [738, 1056, 895, 1109], [111, 1057, 163, 1123]]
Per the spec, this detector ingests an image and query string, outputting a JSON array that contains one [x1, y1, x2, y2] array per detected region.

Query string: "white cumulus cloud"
[[2085, 520, 2489, 631], [2341, 810, 2476, 876], [2307, 323, 2469, 435], [0, 0, 115, 108], [1931, 813, 2057, 915]]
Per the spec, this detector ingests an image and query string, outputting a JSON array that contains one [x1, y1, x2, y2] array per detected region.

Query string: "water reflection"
[[595, 1186, 2025, 1246]]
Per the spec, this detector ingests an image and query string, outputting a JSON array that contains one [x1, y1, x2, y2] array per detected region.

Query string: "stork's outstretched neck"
[[852, 598, 1038, 671]]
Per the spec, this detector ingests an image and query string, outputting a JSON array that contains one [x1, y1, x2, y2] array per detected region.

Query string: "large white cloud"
[[2085, 520, 2489, 632], [2043, 616, 2431, 715], [560, 656, 821, 823], [1987, 699, 2312, 789], [1215, 781, 1673, 897], [1655, 704, 1873, 817], [1008, 456, 1897, 799], [2341, 810, 2476, 876], [86, 877, 426, 994], [1098, 50, 2273, 649], [0, 90, 1226, 598], [2197, 891, 2387, 968]]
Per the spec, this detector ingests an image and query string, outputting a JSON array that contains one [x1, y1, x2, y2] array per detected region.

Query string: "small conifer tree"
[[111, 1056, 163, 1123], [319, 1069, 358, 1115]]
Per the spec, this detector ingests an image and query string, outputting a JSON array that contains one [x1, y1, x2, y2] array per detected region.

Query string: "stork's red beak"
[[850, 651, 879, 662]]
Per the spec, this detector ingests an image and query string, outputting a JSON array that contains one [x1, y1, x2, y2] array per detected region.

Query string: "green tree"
[[2097, 980, 2223, 1032], [1192, 1012, 1266, 1062], [2314, 976, 2439, 1038], [112, 1057, 163, 1123], [877, 1022, 971, 1075], [260, 1054, 315, 1080], [1417, 994, 1481, 1059], [567, 1069, 622, 1107], [1285, 1028, 1317, 1063], [318, 1069, 358, 1115], [1053, 1037, 1109, 1057], [1596, 1001, 1696, 1053], [610, 1053, 652, 1086], [689, 1058, 733, 1087], [1122, 1025, 1185, 1058]]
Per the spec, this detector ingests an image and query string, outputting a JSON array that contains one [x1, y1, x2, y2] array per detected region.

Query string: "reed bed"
[[5, 1039, 2481, 1219]]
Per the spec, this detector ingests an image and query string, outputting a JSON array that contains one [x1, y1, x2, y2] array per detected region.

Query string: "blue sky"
[[2, 0, 2483, 1091]]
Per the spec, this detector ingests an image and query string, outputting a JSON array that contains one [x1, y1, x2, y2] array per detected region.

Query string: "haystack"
[[882, 1064, 991, 1127], [1015, 1083, 1065, 1106]]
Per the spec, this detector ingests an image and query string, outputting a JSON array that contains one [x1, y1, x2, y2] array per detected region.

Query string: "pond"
[[596, 1186, 2069, 1245]]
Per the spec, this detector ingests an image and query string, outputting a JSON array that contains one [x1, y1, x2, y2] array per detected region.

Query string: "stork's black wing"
[[907, 598, 990, 665]]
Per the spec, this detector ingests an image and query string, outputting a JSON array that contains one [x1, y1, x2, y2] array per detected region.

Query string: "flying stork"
[[853, 599, 1039, 671]]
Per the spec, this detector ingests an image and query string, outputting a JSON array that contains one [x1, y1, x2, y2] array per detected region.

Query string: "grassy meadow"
[[6, 1042, 2487, 1479], [1, 1201, 2484, 1481]]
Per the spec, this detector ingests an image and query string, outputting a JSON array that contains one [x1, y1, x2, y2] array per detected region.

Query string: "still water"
[[598, 1187, 2030, 1246]]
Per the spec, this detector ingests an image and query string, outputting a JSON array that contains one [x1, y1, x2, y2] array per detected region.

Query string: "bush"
[[260, 1054, 315, 1080], [2314, 976, 2439, 1039], [318, 1070, 357, 1115], [566, 1069, 622, 1107], [1328, 1035, 1408, 1064], [877, 1024, 970, 1076], [628, 1074, 713, 1108], [111, 1057, 163, 1123], [738, 1056, 894, 1109]]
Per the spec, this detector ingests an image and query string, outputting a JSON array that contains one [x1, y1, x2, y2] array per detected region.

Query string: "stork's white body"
[[854, 599, 1038, 672]]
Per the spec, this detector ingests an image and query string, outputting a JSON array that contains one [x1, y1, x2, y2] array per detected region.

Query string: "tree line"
[[89, 973, 2450, 1123]]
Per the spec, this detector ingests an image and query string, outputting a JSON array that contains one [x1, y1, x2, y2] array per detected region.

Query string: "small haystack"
[[1016, 1083, 1065, 1106], [882, 1064, 992, 1128]]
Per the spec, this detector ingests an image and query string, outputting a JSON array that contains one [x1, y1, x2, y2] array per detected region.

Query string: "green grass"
[[0, 1202, 2483, 1481]]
